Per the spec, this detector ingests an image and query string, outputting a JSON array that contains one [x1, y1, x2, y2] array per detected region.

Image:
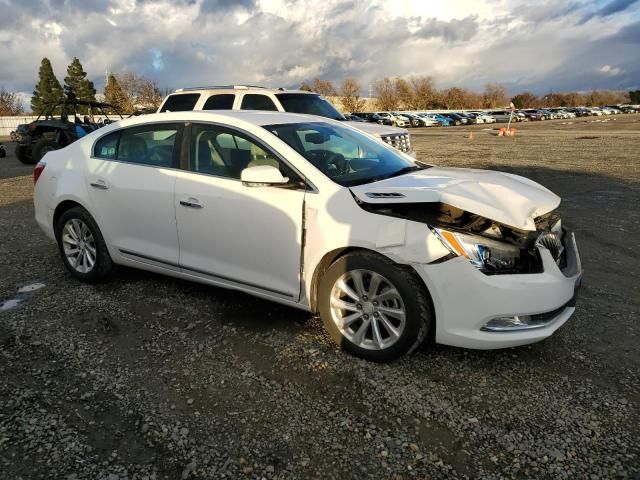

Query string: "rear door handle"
[[90, 180, 109, 190], [179, 199, 203, 209]]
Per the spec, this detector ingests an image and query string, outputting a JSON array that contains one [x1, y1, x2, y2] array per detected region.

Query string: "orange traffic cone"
[[467, 132, 474, 139]]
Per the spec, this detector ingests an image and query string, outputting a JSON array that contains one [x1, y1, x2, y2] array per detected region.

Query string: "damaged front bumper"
[[414, 230, 582, 350]]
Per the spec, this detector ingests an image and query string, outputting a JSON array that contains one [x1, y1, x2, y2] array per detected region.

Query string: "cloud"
[[579, 0, 640, 23], [0, 0, 638, 100], [414, 16, 479, 43], [599, 65, 624, 76]]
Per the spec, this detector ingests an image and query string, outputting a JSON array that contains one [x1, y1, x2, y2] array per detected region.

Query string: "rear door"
[[86, 123, 184, 264]]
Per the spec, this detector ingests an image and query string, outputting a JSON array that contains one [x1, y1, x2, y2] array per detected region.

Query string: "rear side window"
[[94, 131, 119, 159], [94, 125, 182, 165], [240, 94, 278, 111], [112, 124, 181, 167], [203, 94, 235, 110], [159, 94, 200, 112]]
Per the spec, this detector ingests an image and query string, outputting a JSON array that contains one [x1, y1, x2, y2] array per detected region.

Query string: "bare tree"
[[340, 78, 366, 113], [137, 80, 163, 110], [0, 88, 24, 115], [110, 73, 164, 112], [438, 87, 470, 110], [408, 75, 436, 110], [394, 78, 413, 109], [311, 78, 337, 97], [373, 77, 400, 111], [511, 92, 539, 109], [482, 82, 508, 109]]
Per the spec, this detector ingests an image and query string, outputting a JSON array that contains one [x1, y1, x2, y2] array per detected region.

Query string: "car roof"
[[103, 110, 337, 130], [171, 86, 317, 95]]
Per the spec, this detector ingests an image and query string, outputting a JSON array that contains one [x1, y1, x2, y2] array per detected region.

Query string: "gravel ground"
[[0, 115, 639, 479]]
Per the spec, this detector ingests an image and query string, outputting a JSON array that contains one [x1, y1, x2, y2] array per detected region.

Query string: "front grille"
[[381, 133, 411, 153], [536, 231, 565, 265]]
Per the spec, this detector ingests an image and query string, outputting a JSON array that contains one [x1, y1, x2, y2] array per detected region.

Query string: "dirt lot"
[[0, 115, 639, 479]]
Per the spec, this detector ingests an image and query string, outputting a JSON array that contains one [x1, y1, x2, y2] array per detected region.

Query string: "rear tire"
[[318, 251, 432, 362], [55, 207, 113, 283], [33, 137, 61, 162], [15, 144, 35, 164]]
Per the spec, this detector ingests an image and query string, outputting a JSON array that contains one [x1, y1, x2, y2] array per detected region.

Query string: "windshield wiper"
[[344, 165, 428, 187], [371, 165, 427, 182]]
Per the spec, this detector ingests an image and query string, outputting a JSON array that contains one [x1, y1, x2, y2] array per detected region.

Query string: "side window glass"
[[159, 94, 200, 112], [240, 94, 278, 111], [94, 131, 119, 159], [190, 124, 296, 181], [117, 124, 180, 167], [203, 94, 235, 110]]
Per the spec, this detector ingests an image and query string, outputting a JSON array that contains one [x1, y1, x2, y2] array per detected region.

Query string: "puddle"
[[18, 283, 46, 294], [0, 282, 46, 312], [0, 299, 23, 312]]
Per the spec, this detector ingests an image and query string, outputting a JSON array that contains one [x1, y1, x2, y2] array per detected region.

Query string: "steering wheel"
[[306, 150, 348, 176]]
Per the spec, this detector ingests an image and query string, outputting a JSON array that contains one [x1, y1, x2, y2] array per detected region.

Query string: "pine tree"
[[31, 58, 63, 115], [64, 57, 96, 113], [104, 74, 133, 114]]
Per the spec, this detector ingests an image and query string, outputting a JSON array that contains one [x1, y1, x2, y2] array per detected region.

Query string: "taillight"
[[34, 161, 46, 184]]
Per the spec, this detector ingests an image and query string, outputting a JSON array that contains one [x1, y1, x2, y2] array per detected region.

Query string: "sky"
[[0, 0, 638, 104]]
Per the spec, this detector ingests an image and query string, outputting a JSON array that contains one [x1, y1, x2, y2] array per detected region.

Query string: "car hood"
[[344, 121, 408, 137], [349, 166, 560, 231]]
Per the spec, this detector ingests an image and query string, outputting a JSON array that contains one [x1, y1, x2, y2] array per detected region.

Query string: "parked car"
[[457, 112, 481, 124], [375, 112, 408, 128], [356, 112, 392, 125], [442, 113, 469, 126], [15, 100, 119, 165], [399, 113, 429, 127], [469, 112, 496, 124], [419, 113, 452, 126], [521, 109, 547, 121], [33, 110, 582, 361], [344, 114, 367, 122], [10, 124, 29, 142], [158, 86, 413, 155], [487, 110, 514, 122]]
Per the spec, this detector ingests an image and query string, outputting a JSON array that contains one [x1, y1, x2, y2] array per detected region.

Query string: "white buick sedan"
[[33, 111, 582, 362]]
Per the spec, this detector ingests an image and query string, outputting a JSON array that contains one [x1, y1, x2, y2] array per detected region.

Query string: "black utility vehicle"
[[15, 100, 119, 165]]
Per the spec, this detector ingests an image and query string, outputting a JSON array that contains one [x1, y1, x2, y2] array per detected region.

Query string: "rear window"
[[159, 94, 200, 112], [203, 94, 235, 110], [276, 93, 345, 120]]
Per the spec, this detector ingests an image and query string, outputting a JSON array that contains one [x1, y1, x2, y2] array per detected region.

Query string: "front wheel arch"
[[309, 247, 435, 319]]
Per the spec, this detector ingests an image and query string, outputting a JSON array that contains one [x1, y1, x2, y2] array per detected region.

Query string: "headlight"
[[432, 227, 521, 272]]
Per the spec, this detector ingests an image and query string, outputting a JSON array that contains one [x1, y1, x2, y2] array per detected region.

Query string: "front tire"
[[318, 251, 432, 362], [55, 207, 113, 283]]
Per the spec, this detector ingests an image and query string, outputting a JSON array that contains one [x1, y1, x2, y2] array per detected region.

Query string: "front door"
[[174, 123, 306, 299]]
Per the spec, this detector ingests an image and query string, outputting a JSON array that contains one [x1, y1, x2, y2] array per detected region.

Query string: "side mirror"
[[241, 165, 289, 187]]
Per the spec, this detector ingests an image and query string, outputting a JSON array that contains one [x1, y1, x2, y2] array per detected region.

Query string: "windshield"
[[275, 93, 345, 121], [264, 121, 425, 187]]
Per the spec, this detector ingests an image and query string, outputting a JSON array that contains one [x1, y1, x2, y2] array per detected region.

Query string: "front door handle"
[[90, 180, 109, 190], [179, 199, 203, 209]]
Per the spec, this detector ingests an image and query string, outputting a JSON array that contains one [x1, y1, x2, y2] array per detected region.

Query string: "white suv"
[[158, 86, 413, 156], [33, 110, 582, 362]]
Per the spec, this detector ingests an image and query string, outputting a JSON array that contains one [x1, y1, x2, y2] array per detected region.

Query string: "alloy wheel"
[[62, 218, 97, 274], [329, 269, 406, 350]]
